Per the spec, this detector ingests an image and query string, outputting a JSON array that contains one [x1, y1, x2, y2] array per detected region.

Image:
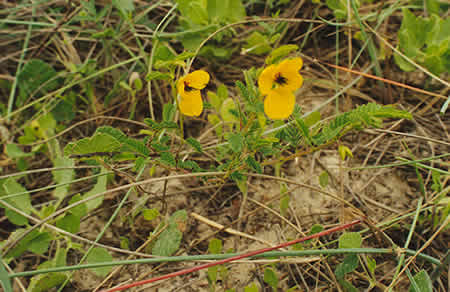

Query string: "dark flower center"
[[274, 73, 287, 86], [184, 81, 196, 92]]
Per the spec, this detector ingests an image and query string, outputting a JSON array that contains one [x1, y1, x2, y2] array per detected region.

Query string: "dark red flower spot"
[[184, 81, 196, 92], [274, 73, 287, 85]]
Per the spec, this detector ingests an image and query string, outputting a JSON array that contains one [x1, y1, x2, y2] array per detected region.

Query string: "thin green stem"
[[6, 3, 34, 122], [388, 197, 423, 292], [56, 165, 147, 291], [9, 248, 440, 279]]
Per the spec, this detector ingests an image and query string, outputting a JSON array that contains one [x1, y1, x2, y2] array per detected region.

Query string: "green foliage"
[[0, 178, 33, 226], [263, 267, 278, 290], [5, 229, 51, 259], [152, 210, 187, 256], [29, 245, 69, 292], [82, 167, 108, 211], [186, 137, 203, 153], [86, 247, 113, 277], [395, 8, 450, 75], [0, 256, 12, 292], [175, 0, 246, 52], [326, 0, 360, 20], [339, 232, 362, 249], [335, 254, 359, 278], [265, 44, 299, 65], [308, 103, 412, 145], [64, 126, 149, 157], [319, 171, 329, 188], [244, 31, 272, 55], [28, 273, 67, 292], [141, 208, 160, 221], [409, 270, 433, 292], [52, 157, 75, 200], [16, 59, 61, 107], [228, 133, 244, 153]]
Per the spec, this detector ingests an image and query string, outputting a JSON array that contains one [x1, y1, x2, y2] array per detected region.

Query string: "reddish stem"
[[103, 220, 361, 292]]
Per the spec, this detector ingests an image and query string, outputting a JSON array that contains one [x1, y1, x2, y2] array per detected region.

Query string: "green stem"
[[9, 248, 440, 279]]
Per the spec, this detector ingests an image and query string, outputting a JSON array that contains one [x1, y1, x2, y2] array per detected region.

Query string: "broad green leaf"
[[280, 194, 290, 216], [163, 103, 177, 122], [244, 283, 259, 292], [304, 111, 321, 127], [208, 114, 223, 137], [28, 232, 52, 254], [112, 0, 134, 14], [52, 157, 75, 200], [28, 273, 67, 292], [304, 224, 324, 244], [0, 257, 12, 292], [142, 208, 160, 221], [335, 254, 359, 278], [68, 193, 87, 218], [56, 213, 80, 234], [169, 209, 188, 227], [152, 224, 183, 256], [207, 0, 246, 22], [366, 256, 376, 275], [1, 178, 33, 226], [245, 156, 262, 173], [263, 268, 278, 289], [338, 278, 359, 292], [339, 232, 362, 249], [424, 0, 440, 15], [217, 84, 228, 101], [220, 98, 239, 123], [208, 91, 223, 111], [176, 0, 208, 25], [82, 167, 108, 211], [228, 133, 244, 153], [408, 270, 433, 292], [96, 126, 149, 156], [154, 44, 176, 62], [5, 229, 49, 259], [208, 265, 219, 284], [266, 44, 299, 65], [186, 137, 203, 153], [319, 171, 329, 188], [86, 247, 113, 277], [64, 133, 122, 156], [243, 31, 271, 55], [145, 71, 172, 81], [200, 45, 233, 60], [16, 59, 60, 106], [208, 238, 222, 254], [51, 99, 75, 122], [159, 151, 176, 166], [393, 49, 417, 72], [5, 144, 32, 159]]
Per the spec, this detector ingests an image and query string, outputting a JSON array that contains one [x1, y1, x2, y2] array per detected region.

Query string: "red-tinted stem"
[[103, 219, 361, 292]]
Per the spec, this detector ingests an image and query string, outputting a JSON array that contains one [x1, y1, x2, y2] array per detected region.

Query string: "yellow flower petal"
[[264, 89, 295, 120], [258, 64, 277, 95], [183, 70, 210, 89], [276, 57, 303, 92], [177, 70, 210, 117], [258, 57, 304, 95], [179, 90, 203, 117], [278, 57, 303, 73]]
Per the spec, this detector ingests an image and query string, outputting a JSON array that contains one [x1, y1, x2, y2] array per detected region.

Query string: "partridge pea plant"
[[65, 46, 411, 185]]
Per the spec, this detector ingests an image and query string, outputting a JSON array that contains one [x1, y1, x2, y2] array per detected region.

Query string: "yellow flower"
[[258, 57, 303, 119], [177, 70, 210, 117]]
